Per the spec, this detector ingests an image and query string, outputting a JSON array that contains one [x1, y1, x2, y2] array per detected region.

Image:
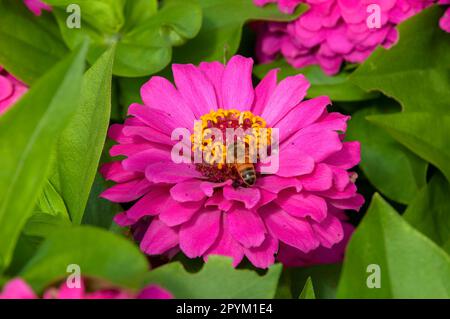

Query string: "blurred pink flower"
[[23, 0, 51, 16], [0, 278, 172, 299], [439, 0, 450, 32], [100, 55, 364, 269], [254, 0, 433, 75], [0, 67, 27, 116]]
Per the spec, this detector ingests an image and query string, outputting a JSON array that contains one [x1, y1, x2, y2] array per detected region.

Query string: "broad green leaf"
[[350, 6, 450, 114], [0, 0, 68, 84], [23, 180, 72, 238], [173, 0, 304, 64], [299, 277, 316, 299], [367, 112, 450, 182], [0, 43, 87, 271], [337, 194, 450, 298], [44, 0, 127, 32], [346, 106, 427, 204], [144, 256, 282, 298], [23, 213, 72, 239], [82, 173, 121, 231], [404, 173, 450, 252], [20, 226, 148, 292], [254, 60, 378, 102], [35, 180, 70, 219], [49, 46, 115, 224], [49, 0, 202, 76]]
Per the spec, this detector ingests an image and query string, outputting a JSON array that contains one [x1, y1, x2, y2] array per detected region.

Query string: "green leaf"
[[45, 0, 127, 32], [404, 173, 450, 252], [350, 6, 450, 114], [253, 60, 378, 102], [20, 226, 148, 292], [23, 212, 72, 239], [0, 0, 68, 84], [49, 0, 202, 76], [173, 0, 304, 64], [144, 256, 282, 298], [367, 112, 450, 182], [346, 106, 427, 204], [288, 263, 342, 299], [35, 180, 70, 219], [0, 43, 87, 271], [337, 194, 450, 298], [299, 277, 316, 299], [82, 173, 121, 231], [49, 46, 115, 224]]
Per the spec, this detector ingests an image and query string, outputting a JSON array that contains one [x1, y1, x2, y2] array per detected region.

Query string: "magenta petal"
[[0, 279, 37, 299], [140, 219, 179, 255], [145, 162, 202, 183], [205, 191, 234, 212], [244, 234, 279, 269], [298, 163, 333, 191], [123, 149, 171, 172], [199, 61, 225, 108], [205, 214, 245, 267], [223, 185, 261, 209], [100, 179, 151, 203], [159, 198, 204, 227], [221, 55, 255, 111], [329, 193, 365, 211], [100, 162, 139, 183], [0, 75, 13, 101], [200, 180, 233, 196], [275, 96, 330, 142], [170, 180, 206, 202], [324, 141, 361, 169], [312, 215, 344, 248], [172, 63, 218, 117], [276, 148, 315, 177], [126, 187, 170, 220], [138, 285, 173, 299], [179, 210, 221, 258], [256, 175, 301, 193], [262, 204, 320, 253], [252, 68, 278, 115], [261, 74, 310, 125], [282, 129, 343, 163], [113, 212, 136, 227], [226, 206, 266, 248], [53, 281, 85, 299], [140, 76, 195, 128], [276, 191, 328, 222]]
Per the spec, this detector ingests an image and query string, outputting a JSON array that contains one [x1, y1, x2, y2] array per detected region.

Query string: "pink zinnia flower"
[[0, 67, 27, 116], [0, 278, 172, 299], [23, 0, 51, 16], [100, 55, 364, 269], [439, 0, 450, 32], [254, 0, 433, 75]]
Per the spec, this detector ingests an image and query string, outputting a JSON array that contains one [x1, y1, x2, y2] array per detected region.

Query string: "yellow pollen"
[[191, 109, 272, 166]]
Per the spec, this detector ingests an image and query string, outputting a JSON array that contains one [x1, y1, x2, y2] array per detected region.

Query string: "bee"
[[228, 142, 256, 187]]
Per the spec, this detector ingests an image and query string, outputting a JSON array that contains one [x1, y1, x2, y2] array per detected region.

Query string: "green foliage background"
[[0, 0, 448, 298]]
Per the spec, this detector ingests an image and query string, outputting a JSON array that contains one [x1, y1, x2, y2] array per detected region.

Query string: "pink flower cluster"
[[0, 278, 172, 299], [100, 55, 364, 269], [254, 0, 434, 75], [0, 67, 27, 116], [23, 0, 51, 16]]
